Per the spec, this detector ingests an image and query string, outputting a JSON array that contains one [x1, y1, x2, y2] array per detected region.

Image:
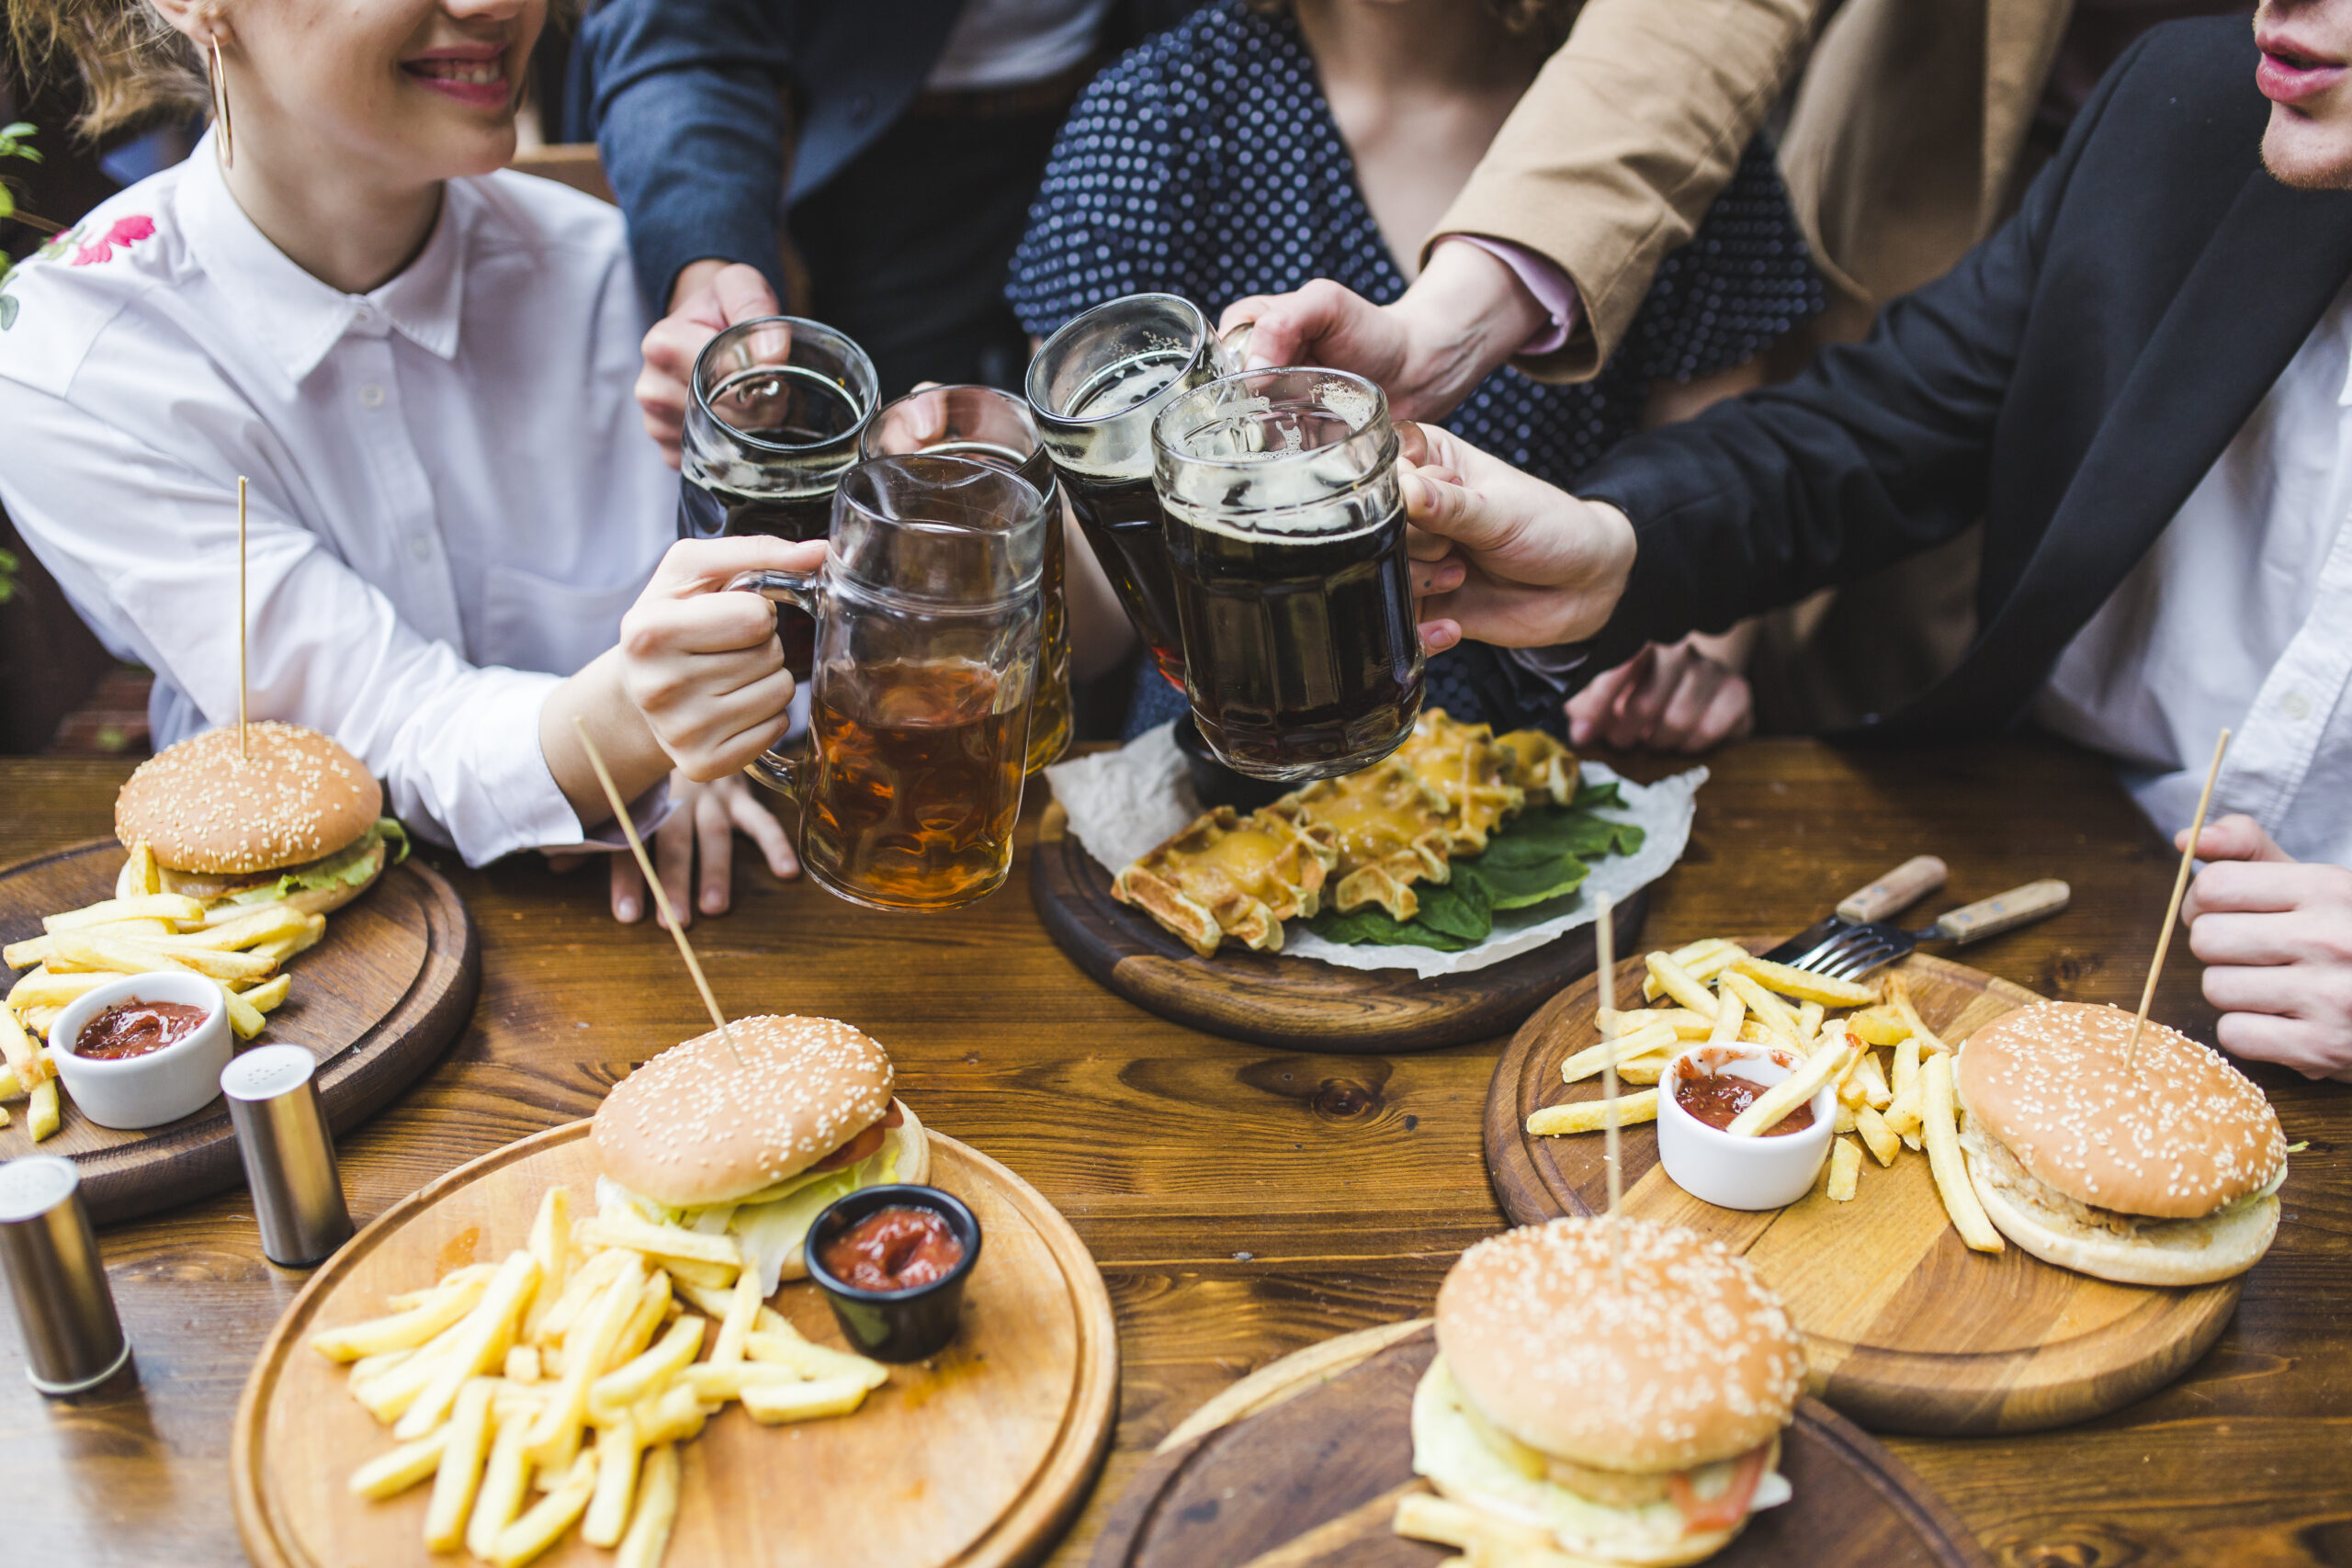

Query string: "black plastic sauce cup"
[[804, 1185, 983, 1363]]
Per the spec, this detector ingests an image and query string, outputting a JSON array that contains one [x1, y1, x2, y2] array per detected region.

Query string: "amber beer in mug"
[[729, 456, 1046, 911], [679, 316, 879, 675], [860, 385, 1071, 773], [1152, 368, 1423, 782], [1024, 294, 1240, 688]]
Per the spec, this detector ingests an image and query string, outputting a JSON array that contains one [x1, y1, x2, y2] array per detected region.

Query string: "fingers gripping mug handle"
[[726, 567, 821, 795]]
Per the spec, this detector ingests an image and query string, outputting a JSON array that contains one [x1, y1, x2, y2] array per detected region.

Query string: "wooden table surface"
[[0, 739, 2343, 1568]]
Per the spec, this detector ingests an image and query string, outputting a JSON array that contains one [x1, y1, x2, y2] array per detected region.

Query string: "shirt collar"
[[176, 138, 466, 383]]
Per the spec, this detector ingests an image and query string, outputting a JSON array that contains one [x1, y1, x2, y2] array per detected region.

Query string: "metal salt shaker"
[[221, 1045, 354, 1268], [0, 1154, 130, 1395]]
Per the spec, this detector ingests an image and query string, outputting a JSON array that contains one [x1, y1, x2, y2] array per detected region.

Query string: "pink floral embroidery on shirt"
[[69, 215, 157, 267]]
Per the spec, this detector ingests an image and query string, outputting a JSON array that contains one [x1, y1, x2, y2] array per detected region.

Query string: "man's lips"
[[2256, 39, 2349, 107], [401, 51, 512, 109]]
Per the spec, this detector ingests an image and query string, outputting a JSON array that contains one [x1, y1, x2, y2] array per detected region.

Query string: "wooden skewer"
[[570, 717, 743, 1066], [236, 476, 248, 761], [1595, 891, 1623, 1289], [2127, 727, 2231, 1070]]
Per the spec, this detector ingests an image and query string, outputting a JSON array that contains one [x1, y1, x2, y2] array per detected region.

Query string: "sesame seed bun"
[[1965, 1146, 2279, 1286], [593, 1015, 910, 1209], [117, 722, 381, 876], [1954, 1002, 2286, 1220], [1435, 1218, 1806, 1478]]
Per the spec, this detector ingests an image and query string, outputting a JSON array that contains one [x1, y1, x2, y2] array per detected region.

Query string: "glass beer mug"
[[729, 456, 1046, 912], [1024, 293, 1241, 690], [680, 316, 880, 676], [859, 385, 1071, 774], [1150, 367, 1425, 782]]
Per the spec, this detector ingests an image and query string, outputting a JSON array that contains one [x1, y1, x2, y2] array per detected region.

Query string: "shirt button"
[[359, 384, 386, 409], [2280, 689, 2312, 720], [409, 535, 433, 561], [353, 304, 379, 328]]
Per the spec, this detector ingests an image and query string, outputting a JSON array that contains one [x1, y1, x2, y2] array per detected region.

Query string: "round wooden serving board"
[[234, 1121, 1119, 1568], [1089, 1319, 1989, 1568], [1031, 803, 1648, 1052], [1485, 947, 2245, 1436], [0, 839, 478, 1224]]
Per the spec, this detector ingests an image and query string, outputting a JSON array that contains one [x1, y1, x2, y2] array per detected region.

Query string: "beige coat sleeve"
[[1428, 0, 1820, 382]]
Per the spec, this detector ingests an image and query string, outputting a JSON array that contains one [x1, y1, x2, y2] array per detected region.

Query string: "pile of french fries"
[[315, 1184, 892, 1568], [1526, 937, 2004, 1254], [0, 841, 322, 1141]]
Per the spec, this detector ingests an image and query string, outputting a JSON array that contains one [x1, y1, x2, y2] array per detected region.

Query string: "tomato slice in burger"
[[1668, 1443, 1770, 1534], [808, 1102, 905, 1173]]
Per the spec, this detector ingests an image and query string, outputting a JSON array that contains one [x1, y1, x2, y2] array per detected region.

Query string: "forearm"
[[1061, 510, 1137, 680], [538, 649, 676, 832]]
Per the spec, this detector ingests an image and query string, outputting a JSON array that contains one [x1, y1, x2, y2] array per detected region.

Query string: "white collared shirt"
[[0, 141, 675, 865], [2036, 279, 2352, 865]]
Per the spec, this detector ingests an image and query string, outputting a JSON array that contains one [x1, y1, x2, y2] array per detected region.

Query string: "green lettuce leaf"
[[222, 818, 408, 907]]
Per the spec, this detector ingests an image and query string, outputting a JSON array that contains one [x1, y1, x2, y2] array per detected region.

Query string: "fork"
[[1763, 880, 2073, 981]]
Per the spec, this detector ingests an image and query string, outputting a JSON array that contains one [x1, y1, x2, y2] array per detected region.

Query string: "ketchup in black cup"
[[805, 1184, 982, 1363]]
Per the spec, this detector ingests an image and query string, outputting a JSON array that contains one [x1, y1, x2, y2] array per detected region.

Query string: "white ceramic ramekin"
[[1657, 1043, 1838, 1211], [49, 972, 233, 1130]]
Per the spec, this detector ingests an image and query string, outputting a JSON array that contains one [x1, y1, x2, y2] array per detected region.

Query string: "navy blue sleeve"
[[1614, 136, 1826, 386], [582, 0, 796, 314], [1006, 47, 1191, 340]]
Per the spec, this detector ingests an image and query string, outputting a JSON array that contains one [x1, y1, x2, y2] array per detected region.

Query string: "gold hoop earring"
[[209, 36, 234, 168]]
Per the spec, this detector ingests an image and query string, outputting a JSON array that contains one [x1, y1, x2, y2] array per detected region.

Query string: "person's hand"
[[1566, 635, 1754, 752], [2178, 813, 2352, 1080], [1397, 421, 1634, 651], [604, 773, 798, 927], [618, 536, 820, 783], [1220, 240, 1548, 422], [638, 260, 780, 468]]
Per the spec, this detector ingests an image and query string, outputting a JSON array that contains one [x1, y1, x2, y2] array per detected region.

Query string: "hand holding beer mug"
[[1151, 368, 1425, 782], [728, 456, 1046, 912]]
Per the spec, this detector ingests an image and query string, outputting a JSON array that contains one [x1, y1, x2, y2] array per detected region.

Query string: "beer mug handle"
[[725, 567, 822, 795], [1216, 317, 1255, 372]]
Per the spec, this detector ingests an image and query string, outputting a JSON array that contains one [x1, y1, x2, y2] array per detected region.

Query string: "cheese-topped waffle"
[[1495, 728, 1578, 805], [1112, 806, 1340, 957], [1395, 710, 1525, 853], [1275, 760, 1453, 921]]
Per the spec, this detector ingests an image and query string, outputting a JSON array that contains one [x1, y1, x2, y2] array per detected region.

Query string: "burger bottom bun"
[[1967, 1156, 2278, 1287], [774, 1106, 930, 1284], [154, 839, 386, 915], [1421, 1479, 1746, 1568], [284, 841, 387, 916]]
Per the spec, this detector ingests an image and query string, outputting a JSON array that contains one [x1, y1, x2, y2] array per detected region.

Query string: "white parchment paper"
[[1045, 723, 1704, 978]]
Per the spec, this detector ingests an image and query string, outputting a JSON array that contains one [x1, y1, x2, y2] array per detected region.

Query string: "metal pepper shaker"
[[0, 1155, 130, 1395], [221, 1045, 354, 1268]]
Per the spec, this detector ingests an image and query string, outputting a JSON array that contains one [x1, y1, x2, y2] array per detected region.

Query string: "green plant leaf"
[[0, 187, 13, 221], [1308, 903, 1475, 952]]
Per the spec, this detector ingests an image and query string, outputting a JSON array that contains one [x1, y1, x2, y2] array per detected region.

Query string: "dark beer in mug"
[[1025, 296, 1238, 689], [1153, 369, 1424, 782]]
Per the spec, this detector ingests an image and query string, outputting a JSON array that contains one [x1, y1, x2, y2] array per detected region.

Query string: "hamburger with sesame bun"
[[1954, 1001, 2288, 1287], [1411, 1217, 1805, 1565], [591, 1015, 930, 1294], [113, 720, 405, 914]]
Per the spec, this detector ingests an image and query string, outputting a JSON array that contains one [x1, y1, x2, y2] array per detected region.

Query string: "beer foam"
[[1165, 496, 1400, 544]]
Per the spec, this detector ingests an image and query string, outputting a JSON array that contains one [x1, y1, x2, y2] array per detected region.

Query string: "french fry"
[[1883, 973, 1950, 1053], [504, 1346, 543, 1383], [630, 1381, 709, 1446], [1395, 1490, 1563, 1558], [1557, 1021, 1680, 1084], [468, 1399, 539, 1561], [218, 983, 266, 1041], [581, 1414, 645, 1548], [521, 1187, 575, 1343], [1923, 1054, 2002, 1252], [743, 1327, 889, 1382], [538, 1246, 633, 1342], [0, 1104, 11, 1128], [612, 1272, 673, 1371], [167, 905, 308, 953], [676, 1281, 790, 1334], [42, 894, 206, 933], [655, 1256, 737, 1291], [709, 1264, 762, 1367], [424, 1377, 498, 1553], [1848, 1004, 1913, 1047], [526, 1258, 649, 1468], [349, 1429, 450, 1499], [1883, 1073, 1925, 1148], [1526, 1090, 1660, 1136], [492, 1449, 598, 1568], [1853, 1050, 1893, 1109], [385, 1263, 498, 1312], [1719, 970, 1801, 1042], [593, 1316, 705, 1419], [1724, 1043, 1852, 1138], [249, 915, 327, 966], [1795, 1000, 1825, 1048], [1729, 955, 1879, 1007], [0, 1006, 57, 1142], [1706, 982, 1747, 1045], [123, 841, 162, 898], [617, 1442, 680, 1568], [1643, 952, 1720, 1019], [1833, 1101, 1858, 1135], [1595, 1007, 1710, 1038], [739, 1371, 880, 1425], [313, 1271, 493, 1360], [1637, 937, 1736, 1000], [6, 967, 110, 1011], [395, 1249, 543, 1440], [50, 930, 276, 983], [1891, 1035, 1922, 1104], [1854, 1104, 1903, 1166], [1826, 1137, 1863, 1201], [578, 1213, 743, 1270], [1615, 1054, 1671, 1086]]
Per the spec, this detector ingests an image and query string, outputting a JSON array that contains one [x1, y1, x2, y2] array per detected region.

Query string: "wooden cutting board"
[[234, 1121, 1119, 1568], [1484, 947, 2245, 1436], [1089, 1319, 1989, 1568], [0, 839, 477, 1224], [1030, 803, 1647, 1052]]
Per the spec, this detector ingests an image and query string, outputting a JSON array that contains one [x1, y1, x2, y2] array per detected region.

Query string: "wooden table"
[[0, 739, 2343, 1568]]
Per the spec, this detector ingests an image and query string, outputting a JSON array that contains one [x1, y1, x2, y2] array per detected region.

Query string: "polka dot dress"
[[1009, 0, 1826, 739]]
